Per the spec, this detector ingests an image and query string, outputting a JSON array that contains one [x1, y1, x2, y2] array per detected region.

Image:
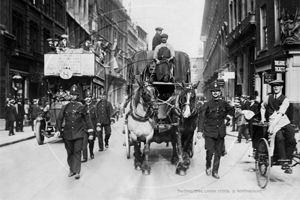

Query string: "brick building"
[[0, 0, 67, 118]]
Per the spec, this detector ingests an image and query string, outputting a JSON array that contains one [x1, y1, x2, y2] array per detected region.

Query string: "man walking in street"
[[197, 81, 234, 179], [15, 99, 25, 132], [95, 91, 114, 151], [6, 99, 17, 136], [56, 85, 94, 179], [29, 99, 42, 131], [81, 90, 97, 162]]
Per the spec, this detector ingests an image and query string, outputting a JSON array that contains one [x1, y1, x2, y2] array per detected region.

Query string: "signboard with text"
[[273, 60, 286, 73], [44, 54, 95, 76]]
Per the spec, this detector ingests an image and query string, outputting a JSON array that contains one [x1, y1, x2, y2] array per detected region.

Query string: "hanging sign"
[[274, 60, 286, 73]]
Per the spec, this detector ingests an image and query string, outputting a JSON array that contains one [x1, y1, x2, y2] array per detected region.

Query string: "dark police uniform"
[[95, 95, 114, 150], [56, 85, 94, 177], [198, 82, 234, 178], [82, 90, 97, 160]]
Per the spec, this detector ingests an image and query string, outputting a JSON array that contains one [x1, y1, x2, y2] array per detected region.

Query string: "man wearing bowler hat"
[[152, 27, 163, 50], [197, 81, 234, 179], [56, 84, 94, 179], [260, 79, 296, 174]]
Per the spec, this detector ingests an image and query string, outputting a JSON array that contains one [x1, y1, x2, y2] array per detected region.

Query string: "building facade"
[[201, 0, 300, 126], [254, 0, 300, 126], [0, 0, 67, 117], [201, 0, 231, 99]]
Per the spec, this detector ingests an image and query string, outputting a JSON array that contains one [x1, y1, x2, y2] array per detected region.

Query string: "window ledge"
[[274, 42, 282, 47], [258, 48, 268, 54]]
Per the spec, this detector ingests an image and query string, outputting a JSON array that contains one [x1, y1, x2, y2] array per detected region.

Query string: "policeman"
[[56, 85, 94, 179], [152, 27, 163, 50], [260, 79, 296, 174], [95, 91, 114, 151], [82, 89, 97, 162], [197, 81, 234, 179]]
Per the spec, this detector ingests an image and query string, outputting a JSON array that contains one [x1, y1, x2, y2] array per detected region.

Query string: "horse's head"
[[177, 82, 199, 118], [137, 80, 159, 110]]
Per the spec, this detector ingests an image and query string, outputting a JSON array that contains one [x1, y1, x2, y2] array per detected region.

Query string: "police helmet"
[[85, 90, 92, 98], [210, 81, 221, 91], [70, 84, 79, 95]]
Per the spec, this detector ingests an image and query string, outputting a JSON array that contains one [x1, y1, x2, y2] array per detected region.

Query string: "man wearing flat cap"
[[153, 33, 175, 82], [260, 79, 296, 174], [152, 27, 163, 50], [197, 81, 234, 179]]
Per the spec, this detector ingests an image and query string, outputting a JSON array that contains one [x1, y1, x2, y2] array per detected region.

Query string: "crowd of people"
[[4, 98, 47, 136]]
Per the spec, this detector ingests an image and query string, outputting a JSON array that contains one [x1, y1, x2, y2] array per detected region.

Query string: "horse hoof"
[[142, 169, 151, 175], [176, 169, 186, 176], [135, 166, 142, 171]]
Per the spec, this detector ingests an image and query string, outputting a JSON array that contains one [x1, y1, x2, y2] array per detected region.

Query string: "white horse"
[[124, 81, 158, 174]]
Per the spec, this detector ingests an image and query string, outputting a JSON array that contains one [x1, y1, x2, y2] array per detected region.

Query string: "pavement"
[[0, 119, 35, 147], [0, 118, 238, 148]]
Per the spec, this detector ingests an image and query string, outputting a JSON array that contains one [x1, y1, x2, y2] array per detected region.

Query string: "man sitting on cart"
[[153, 33, 175, 82], [260, 79, 296, 174]]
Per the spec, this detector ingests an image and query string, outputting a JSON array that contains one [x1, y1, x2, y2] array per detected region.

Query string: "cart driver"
[[153, 33, 175, 82], [260, 79, 296, 174]]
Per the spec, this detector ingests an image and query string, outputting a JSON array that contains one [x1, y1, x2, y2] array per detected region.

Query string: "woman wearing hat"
[[260, 79, 296, 174]]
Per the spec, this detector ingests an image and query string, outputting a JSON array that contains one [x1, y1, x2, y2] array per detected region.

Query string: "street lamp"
[[12, 73, 23, 100]]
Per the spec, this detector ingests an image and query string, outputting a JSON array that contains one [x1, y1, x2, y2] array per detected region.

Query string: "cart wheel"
[[35, 121, 45, 145], [255, 138, 271, 189], [124, 125, 130, 159]]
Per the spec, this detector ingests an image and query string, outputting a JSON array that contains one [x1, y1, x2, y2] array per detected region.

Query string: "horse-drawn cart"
[[252, 122, 300, 188], [123, 50, 199, 175]]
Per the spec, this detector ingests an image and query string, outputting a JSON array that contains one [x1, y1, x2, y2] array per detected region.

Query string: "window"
[[55, 0, 64, 25], [260, 5, 267, 49], [43, 0, 51, 16], [274, 0, 281, 43], [12, 11, 25, 50], [234, 0, 237, 28], [250, 0, 254, 13], [29, 21, 39, 53], [238, 0, 242, 22], [43, 28, 51, 53]]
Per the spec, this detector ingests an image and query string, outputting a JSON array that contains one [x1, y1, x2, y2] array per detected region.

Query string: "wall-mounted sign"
[[273, 60, 286, 73]]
